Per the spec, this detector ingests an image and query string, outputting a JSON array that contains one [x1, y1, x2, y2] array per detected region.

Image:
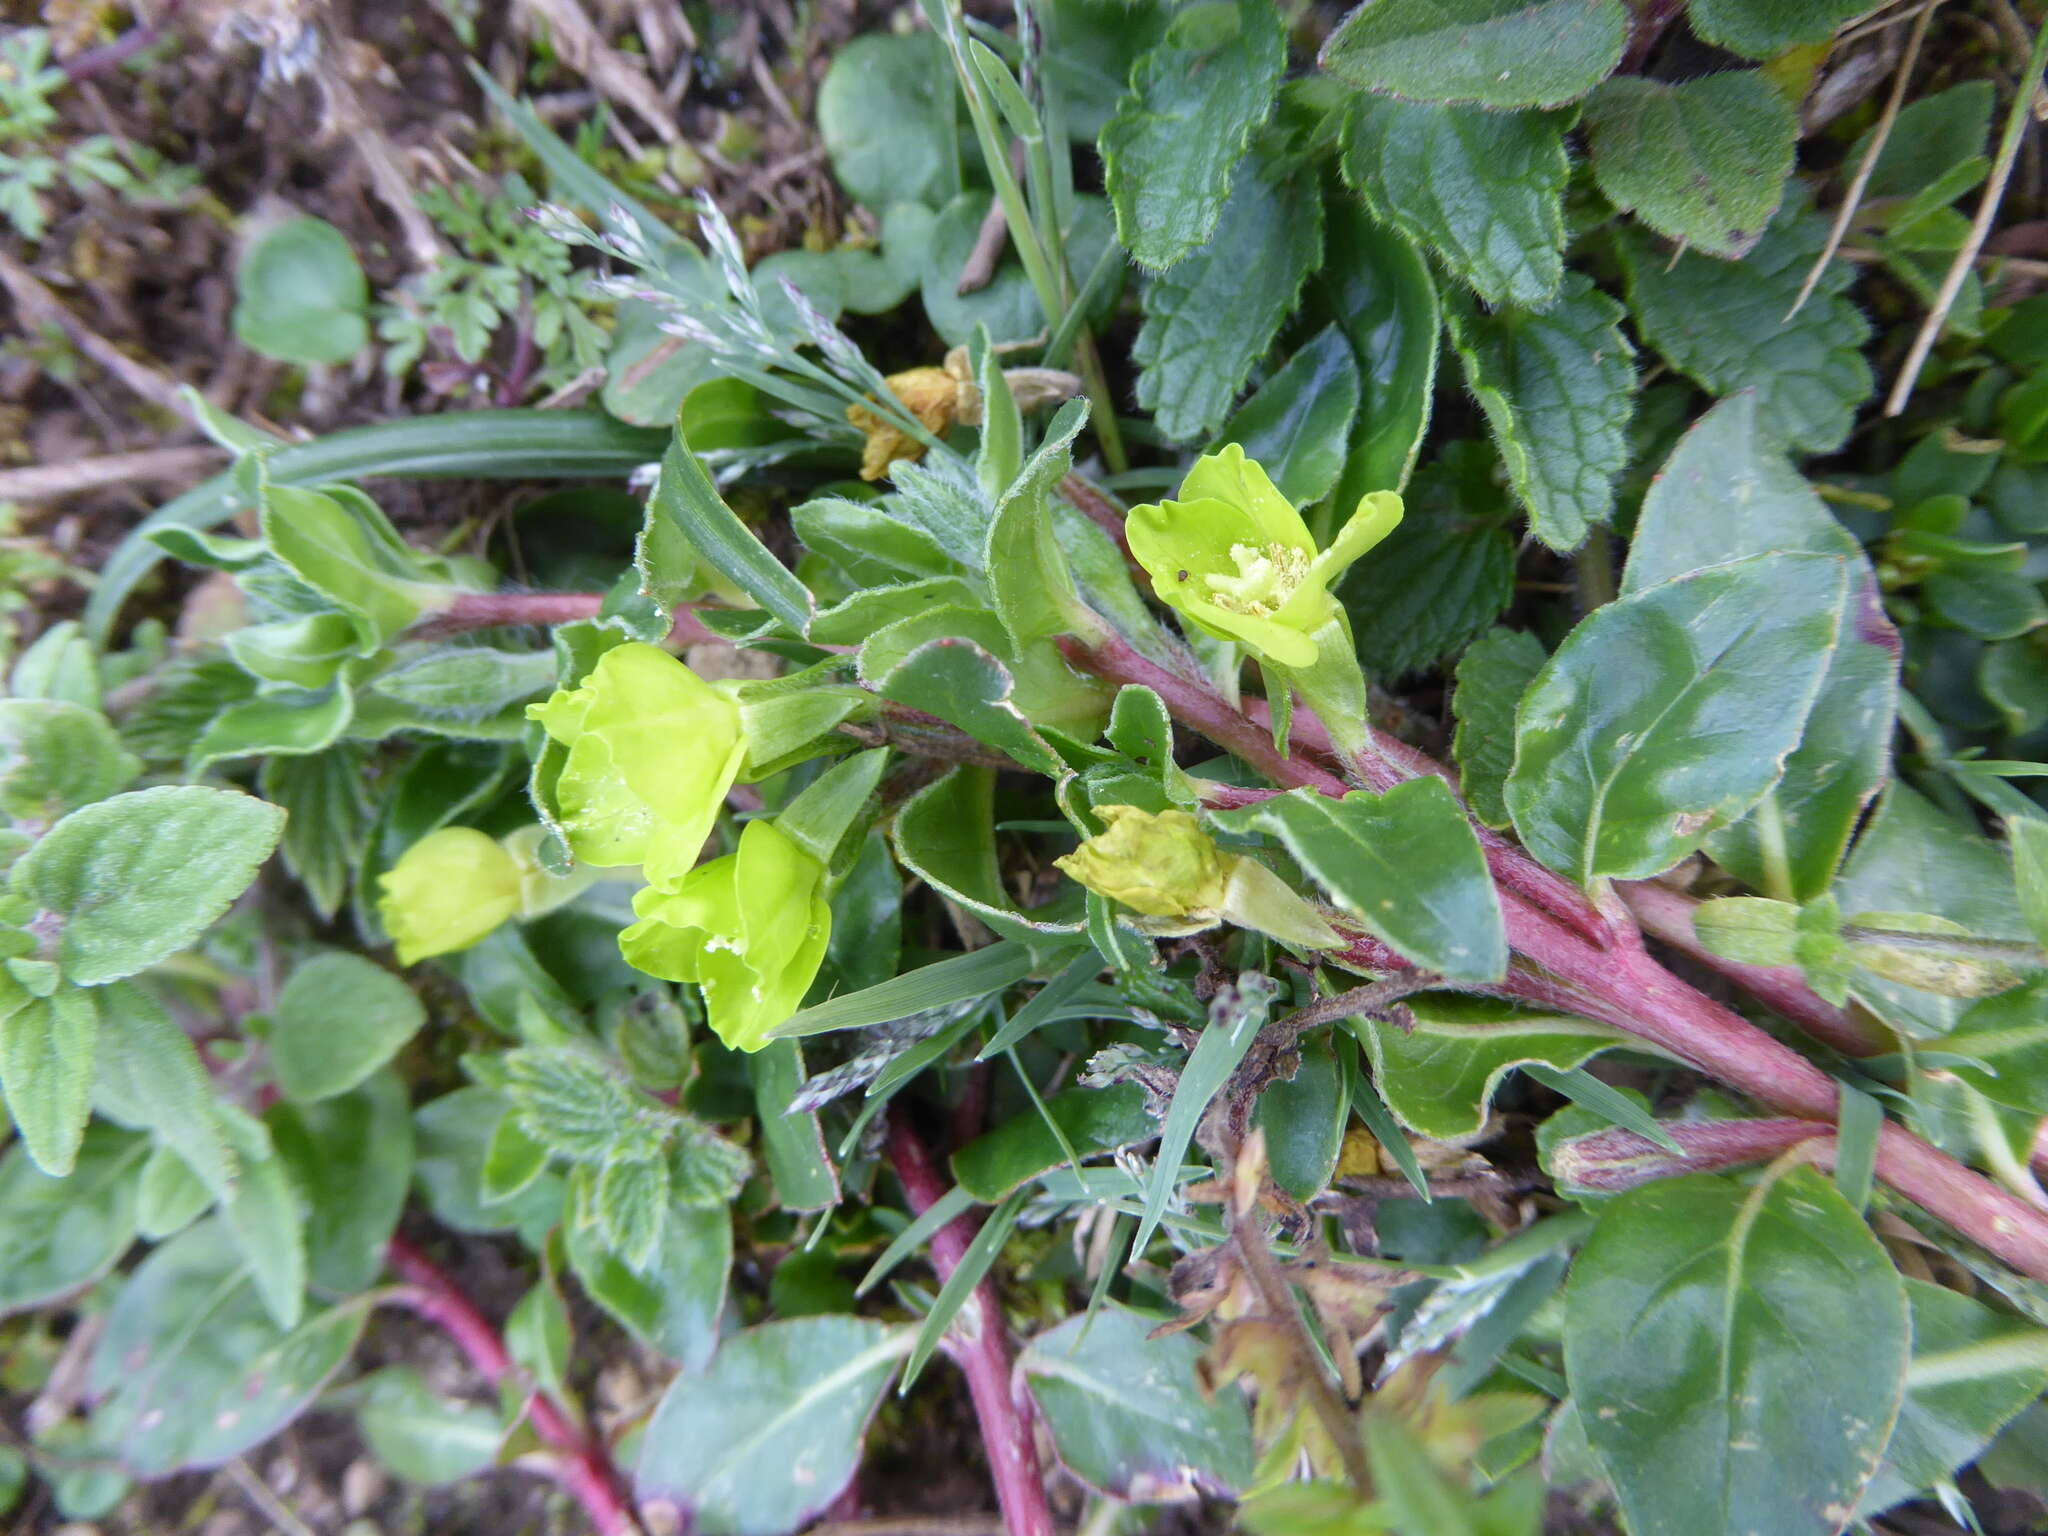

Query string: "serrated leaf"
[[1319, 0, 1627, 109], [1100, 0, 1285, 271], [635, 1317, 910, 1533], [12, 785, 285, 987], [271, 952, 426, 1103], [1583, 72, 1795, 259], [594, 1156, 669, 1272], [1215, 327, 1362, 508], [259, 745, 373, 921], [1507, 552, 1847, 884], [1625, 395, 1898, 899], [1361, 995, 1634, 1140], [1565, 1167, 1909, 1536], [1213, 779, 1506, 980], [413, 1087, 566, 1242], [1341, 97, 1569, 309], [1447, 274, 1636, 552], [1133, 143, 1322, 442], [1312, 202, 1439, 499], [1616, 197, 1874, 455], [502, 1047, 673, 1165], [1020, 1303, 1257, 1500], [1687, 0, 1876, 59], [1452, 628, 1548, 830], [88, 1218, 366, 1476]]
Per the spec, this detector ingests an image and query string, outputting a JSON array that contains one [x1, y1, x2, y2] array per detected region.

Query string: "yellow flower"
[[848, 366, 969, 482], [1124, 445, 1402, 671], [378, 827, 523, 964]]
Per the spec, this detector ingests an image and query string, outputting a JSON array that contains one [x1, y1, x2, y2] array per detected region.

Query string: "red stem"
[[419, 590, 718, 646], [1618, 879, 1891, 1058], [1550, 1118, 1832, 1193], [385, 1237, 639, 1536], [1063, 635, 2048, 1283], [884, 1112, 1055, 1536]]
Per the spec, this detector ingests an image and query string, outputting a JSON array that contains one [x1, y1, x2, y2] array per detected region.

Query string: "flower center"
[[1203, 542, 1308, 617]]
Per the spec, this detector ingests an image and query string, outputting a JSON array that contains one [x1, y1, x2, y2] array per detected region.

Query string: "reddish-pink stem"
[[385, 1237, 638, 1535], [884, 1112, 1055, 1536], [419, 590, 718, 646], [1551, 1118, 1833, 1193], [1618, 879, 1891, 1058], [1065, 635, 2048, 1283]]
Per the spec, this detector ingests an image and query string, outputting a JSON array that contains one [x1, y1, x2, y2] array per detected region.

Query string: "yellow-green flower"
[[1124, 444, 1402, 670], [378, 827, 523, 965], [618, 819, 831, 1052], [527, 643, 744, 890], [1056, 803, 1341, 950]]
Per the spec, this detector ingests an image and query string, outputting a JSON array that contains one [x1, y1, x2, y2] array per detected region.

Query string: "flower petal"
[[1177, 444, 1314, 553]]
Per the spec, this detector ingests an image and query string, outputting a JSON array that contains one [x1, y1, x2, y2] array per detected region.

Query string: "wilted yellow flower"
[[1056, 805, 1230, 920], [848, 366, 968, 481]]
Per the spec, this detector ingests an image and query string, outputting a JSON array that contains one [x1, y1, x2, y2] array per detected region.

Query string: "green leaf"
[[652, 426, 814, 636], [90, 409, 666, 647], [268, 1072, 413, 1296], [1625, 395, 1898, 900], [222, 1139, 307, 1330], [0, 699, 139, 826], [751, 1038, 839, 1212], [353, 1366, 503, 1486], [1131, 974, 1279, 1260], [778, 939, 1038, 1040], [271, 952, 426, 1104], [88, 1218, 367, 1475], [952, 1082, 1155, 1201], [1862, 1281, 2048, 1513], [13, 785, 285, 986], [567, 1197, 730, 1369], [1582, 72, 1796, 259], [0, 984, 96, 1175], [1215, 327, 1362, 508], [985, 399, 1092, 651], [412, 1087, 566, 1242], [1133, 142, 1322, 442], [92, 981, 234, 1198], [1452, 628, 1548, 830], [0, 1126, 144, 1315], [902, 1186, 1028, 1390], [1310, 203, 1439, 499], [1687, 0, 1876, 59], [1446, 274, 1636, 552], [503, 1047, 672, 1165], [260, 745, 373, 921], [1616, 196, 1874, 454], [2015, 817, 2048, 949], [1341, 98, 1568, 309], [867, 634, 1066, 777], [1319, 0, 1628, 109], [1834, 785, 2029, 1037], [1020, 1303, 1257, 1499], [1565, 1166, 1909, 1536], [231, 216, 368, 366], [1361, 995, 1635, 1140], [1506, 552, 1847, 884], [816, 31, 958, 210], [1213, 779, 1507, 981], [1254, 1034, 1349, 1201], [635, 1316, 911, 1532], [1100, 0, 1285, 271], [1345, 495, 1515, 682], [506, 1275, 572, 1400]]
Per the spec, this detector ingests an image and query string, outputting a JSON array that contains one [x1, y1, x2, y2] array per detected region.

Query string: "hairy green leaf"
[[0, 984, 96, 1176], [1311, 203, 1439, 499], [1583, 72, 1796, 258], [1341, 98, 1569, 309], [1687, 0, 1877, 60], [1452, 627, 1548, 830], [1446, 275, 1636, 552], [1319, 0, 1627, 109], [0, 699, 139, 826], [1100, 0, 1285, 270], [1216, 327, 1362, 508], [1133, 144, 1322, 442], [272, 952, 427, 1104], [0, 1127, 143, 1315]]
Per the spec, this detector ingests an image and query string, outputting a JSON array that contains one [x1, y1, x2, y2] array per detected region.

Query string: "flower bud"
[[1055, 806, 1231, 922], [378, 827, 522, 964]]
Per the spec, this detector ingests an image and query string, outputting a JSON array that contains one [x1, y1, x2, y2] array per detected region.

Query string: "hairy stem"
[[385, 1237, 639, 1535], [884, 1112, 1055, 1536], [1065, 634, 2048, 1282], [418, 590, 719, 646]]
